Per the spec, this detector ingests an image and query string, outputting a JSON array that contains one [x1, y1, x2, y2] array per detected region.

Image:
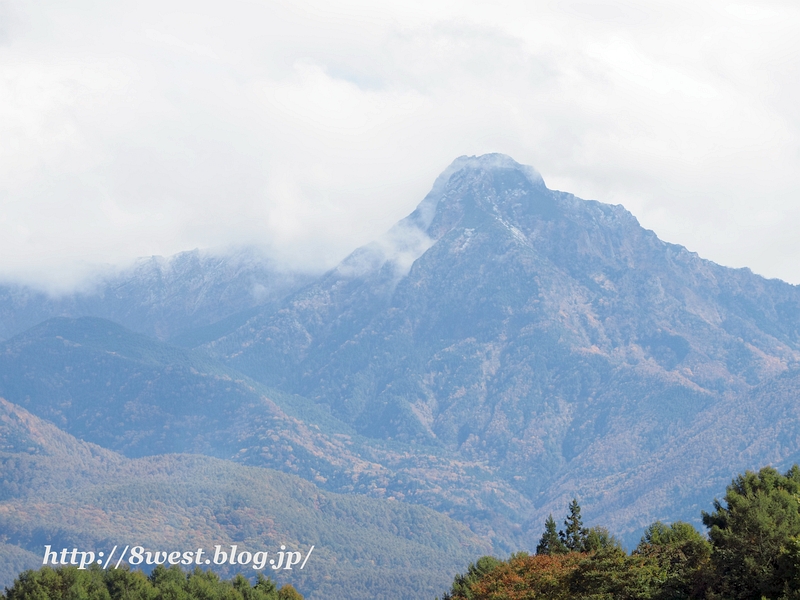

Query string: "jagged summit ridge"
[[336, 153, 630, 282], [0, 246, 314, 341]]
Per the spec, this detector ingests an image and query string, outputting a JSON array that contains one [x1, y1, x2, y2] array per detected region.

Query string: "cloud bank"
[[2, 0, 799, 290]]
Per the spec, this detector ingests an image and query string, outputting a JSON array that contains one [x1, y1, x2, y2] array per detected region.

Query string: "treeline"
[[1, 564, 303, 600], [441, 465, 800, 600]]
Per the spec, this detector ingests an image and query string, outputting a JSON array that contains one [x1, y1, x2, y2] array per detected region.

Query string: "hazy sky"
[[2, 0, 799, 290]]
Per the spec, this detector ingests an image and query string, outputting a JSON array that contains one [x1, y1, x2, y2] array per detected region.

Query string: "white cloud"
[[1, 0, 800, 290]]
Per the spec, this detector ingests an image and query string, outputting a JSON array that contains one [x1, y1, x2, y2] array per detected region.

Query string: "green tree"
[[635, 521, 711, 600], [440, 555, 502, 599], [147, 565, 188, 600], [250, 573, 279, 600], [583, 526, 622, 553], [103, 566, 155, 600], [560, 499, 588, 552], [568, 545, 663, 600], [2, 566, 298, 600], [702, 465, 800, 599], [4, 566, 110, 600], [537, 514, 568, 555]]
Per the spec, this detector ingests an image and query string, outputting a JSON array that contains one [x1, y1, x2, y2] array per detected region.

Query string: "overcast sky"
[[2, 0, 799, 290]]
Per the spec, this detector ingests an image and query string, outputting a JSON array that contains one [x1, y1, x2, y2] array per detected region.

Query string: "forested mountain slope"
[[550, 364, 800, 537], [0, 316, 533, 548], [0, 398, 491, 599]]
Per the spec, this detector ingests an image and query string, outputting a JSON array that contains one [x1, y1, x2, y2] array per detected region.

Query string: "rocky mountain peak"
[[407, 154, 547, 236], [335, 155, 560, 282]]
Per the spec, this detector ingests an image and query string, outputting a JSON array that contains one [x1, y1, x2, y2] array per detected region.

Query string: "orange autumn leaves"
[[467, 553, 583, 600]]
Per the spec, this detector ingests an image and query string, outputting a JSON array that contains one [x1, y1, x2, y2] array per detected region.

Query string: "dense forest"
[[440, 465, 800, 600], [1, 564, 303, 600]]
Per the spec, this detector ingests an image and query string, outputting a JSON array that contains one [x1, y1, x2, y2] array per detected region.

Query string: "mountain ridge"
[[0, 247, 315, 342]]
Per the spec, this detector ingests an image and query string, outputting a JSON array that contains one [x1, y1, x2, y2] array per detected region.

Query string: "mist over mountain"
[[0, 247, 314, 342], [2, 154, 800, 595]]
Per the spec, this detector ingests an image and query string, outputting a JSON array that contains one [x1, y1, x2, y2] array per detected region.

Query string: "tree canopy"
[[2, 564, 303, 600], [702, 465, 800, 599], [441, 465, 800, 600]]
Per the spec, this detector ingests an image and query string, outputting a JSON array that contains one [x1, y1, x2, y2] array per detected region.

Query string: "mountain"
[[3, 152, 800, 560], [0, 397, 492, 599], [0, 316, 532, 548], [0, 247, 313, 342], [198, 154, 800, 540]]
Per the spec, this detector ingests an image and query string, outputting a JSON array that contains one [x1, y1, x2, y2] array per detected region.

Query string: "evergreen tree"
[[702, 465, 800, 600], [635, 521, 711, 599], [583, 525, 622, 553], [439, 465, 800, 600], [2, 565, 297, 600], [536, 514, 567, 555], [560, 499, 588, 552]]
